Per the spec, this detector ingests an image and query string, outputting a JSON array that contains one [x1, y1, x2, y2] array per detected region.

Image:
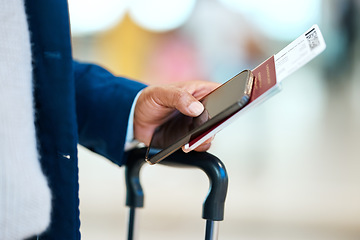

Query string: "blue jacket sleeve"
[[73, 61, 147, 166]]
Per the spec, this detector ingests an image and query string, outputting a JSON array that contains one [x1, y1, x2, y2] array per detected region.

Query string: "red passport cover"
[[250, 56, 277, 102]]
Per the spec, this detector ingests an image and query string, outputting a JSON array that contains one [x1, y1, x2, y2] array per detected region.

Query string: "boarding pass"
[[184, 24, 326, 151]]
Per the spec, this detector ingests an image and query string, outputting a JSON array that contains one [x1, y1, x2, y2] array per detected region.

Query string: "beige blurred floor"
[[78, 62, 360, 239]]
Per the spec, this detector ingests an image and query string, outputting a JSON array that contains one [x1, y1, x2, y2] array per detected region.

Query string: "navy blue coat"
[[24, 1, 146, 239]]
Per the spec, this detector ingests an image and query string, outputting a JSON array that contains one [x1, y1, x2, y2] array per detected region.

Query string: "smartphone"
[[145, 69, 254, 164]]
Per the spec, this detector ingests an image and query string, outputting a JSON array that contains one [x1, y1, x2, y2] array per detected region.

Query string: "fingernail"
[[188, 102, 204, 115]]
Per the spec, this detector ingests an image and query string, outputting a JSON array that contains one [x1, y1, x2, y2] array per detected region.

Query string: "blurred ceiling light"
[[68, 0, 129, 36], [128, 0, 197, 32], [218, 0, 322, 41]]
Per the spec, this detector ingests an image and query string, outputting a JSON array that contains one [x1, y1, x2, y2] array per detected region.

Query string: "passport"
[[250, 56, 277, 102]]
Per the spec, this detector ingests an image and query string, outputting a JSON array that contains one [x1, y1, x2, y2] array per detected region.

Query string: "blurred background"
[[69, 0, 360, 239]]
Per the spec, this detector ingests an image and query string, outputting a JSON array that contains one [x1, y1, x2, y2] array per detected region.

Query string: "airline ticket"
[[184, 24, 326, 151]]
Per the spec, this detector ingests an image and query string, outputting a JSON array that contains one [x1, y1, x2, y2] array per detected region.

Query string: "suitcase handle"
[[125, 148, 228, 239]]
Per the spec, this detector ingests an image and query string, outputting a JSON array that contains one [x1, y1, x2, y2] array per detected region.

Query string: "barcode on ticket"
[[305, 28, 321, 50]]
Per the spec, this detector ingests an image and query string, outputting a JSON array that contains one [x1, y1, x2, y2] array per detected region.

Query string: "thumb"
[[156, 86, 204, 117], [187, 101, 205, 116]]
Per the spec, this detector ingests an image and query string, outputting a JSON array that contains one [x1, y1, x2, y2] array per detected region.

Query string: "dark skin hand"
[[133, 80, 219, 152]]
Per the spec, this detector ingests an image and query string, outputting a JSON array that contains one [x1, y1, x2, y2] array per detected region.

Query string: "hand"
[[133, 80, 219, 152]]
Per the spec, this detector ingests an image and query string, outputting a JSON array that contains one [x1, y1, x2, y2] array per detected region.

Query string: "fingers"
[[153, 81, 219, 117], [181, 135, 214, 153], [193, 136, 214, 152], [181, 142, 211, 152], [133, 80, 219, 146], [153, 86, 204, 117], [193, 142, 211, 152], [172, 80, 220, 100], [133, 85, 205, 145]]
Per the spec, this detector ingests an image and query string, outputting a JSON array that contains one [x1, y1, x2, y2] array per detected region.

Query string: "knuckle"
[[173, 88, 188, 105]]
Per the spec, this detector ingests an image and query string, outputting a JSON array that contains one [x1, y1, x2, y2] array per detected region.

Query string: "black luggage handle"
[[125, 148, 228, 240], [125, 147, 228, 221]]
